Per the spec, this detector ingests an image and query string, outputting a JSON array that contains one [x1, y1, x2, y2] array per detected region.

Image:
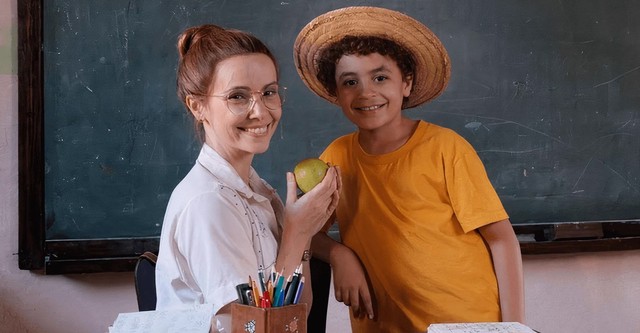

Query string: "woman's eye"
[[228, 92, 249, 101]]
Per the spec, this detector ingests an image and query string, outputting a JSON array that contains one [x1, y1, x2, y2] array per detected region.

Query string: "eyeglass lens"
[[225, 86, 285, 115]]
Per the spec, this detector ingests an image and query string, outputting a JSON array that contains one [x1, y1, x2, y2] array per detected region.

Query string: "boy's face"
[[333, 53, 412, 131]]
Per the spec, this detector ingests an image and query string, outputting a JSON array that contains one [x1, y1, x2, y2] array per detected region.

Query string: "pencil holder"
[[231, 303, 307, 333]]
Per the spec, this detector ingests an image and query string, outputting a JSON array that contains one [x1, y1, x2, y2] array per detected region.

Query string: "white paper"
[[428, 322, 537, 333], [109, 303, 213, 333]]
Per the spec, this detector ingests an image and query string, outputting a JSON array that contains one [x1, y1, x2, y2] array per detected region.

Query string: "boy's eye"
[[374, 75, 388, 82], [343, 79, 357, 86]]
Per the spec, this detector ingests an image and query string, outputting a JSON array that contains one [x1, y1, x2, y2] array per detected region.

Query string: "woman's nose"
[[247, 97, 270, 118]]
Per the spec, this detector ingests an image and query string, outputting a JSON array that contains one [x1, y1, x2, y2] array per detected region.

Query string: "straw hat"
[[293, 6, 451, 108]]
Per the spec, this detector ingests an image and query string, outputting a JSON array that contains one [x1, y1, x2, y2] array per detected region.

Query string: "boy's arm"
[[478, 219, 526, 324], [311, 232, 375, 319]]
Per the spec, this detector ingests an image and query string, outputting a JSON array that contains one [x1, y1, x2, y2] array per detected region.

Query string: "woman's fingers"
[[285, 172, 298, 205]]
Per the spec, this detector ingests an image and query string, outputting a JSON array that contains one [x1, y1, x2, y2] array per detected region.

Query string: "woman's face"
[[199, 53, 281, 162]]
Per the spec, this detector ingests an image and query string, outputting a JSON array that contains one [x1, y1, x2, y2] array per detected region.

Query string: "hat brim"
[[293, 6, 451, 109]]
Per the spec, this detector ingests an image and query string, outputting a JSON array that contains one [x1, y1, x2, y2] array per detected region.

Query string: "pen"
[[277, 287, 285, 307], [283, 274, 293, 296], [284, 271, 300, 306], [271, 267, 277, 284], [293, 276, 305, 305], [273, 274, 285, 307], [258, 270, 267, 294]]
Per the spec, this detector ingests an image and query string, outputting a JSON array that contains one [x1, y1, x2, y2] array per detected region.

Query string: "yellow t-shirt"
[[320, 121, 509, 333]]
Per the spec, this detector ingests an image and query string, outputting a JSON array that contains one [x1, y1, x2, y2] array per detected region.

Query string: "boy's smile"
[[355, 104, 384, 111]]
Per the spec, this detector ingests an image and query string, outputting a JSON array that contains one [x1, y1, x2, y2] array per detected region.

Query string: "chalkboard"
[[19, 0, 640, 273]]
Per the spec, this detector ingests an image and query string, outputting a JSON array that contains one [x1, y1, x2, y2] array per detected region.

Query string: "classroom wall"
[[1, 1, 639, 332]]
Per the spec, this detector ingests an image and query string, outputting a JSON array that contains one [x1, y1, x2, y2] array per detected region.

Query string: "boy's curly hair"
[[316, 35, 416, 99]]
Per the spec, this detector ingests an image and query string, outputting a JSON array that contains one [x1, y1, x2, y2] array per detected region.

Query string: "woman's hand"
[[275, 166, 340, 280], [284, 165, 340, 237]]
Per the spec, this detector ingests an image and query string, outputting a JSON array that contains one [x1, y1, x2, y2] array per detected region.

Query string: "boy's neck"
[[358, 118, 419, 155]]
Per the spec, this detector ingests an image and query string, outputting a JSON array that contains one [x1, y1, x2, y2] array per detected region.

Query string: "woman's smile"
[[240, 123, 271, 136]]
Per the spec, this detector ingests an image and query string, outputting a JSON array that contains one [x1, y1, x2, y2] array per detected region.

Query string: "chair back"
[[308, 257, 331, 333], [134, 251, 158, 311]]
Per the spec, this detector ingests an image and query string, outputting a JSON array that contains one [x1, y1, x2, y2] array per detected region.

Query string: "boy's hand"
[[331, 245, 375, 320]]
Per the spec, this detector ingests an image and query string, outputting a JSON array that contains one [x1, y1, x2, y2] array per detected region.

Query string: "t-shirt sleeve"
[[174, 192, 257, 314], [445, 139, 509, 233], [319, 145, 340, 233]]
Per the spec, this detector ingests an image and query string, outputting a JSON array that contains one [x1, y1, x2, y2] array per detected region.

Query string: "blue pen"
[[293, 276, 305, 305], [278, 287, 285, 306]]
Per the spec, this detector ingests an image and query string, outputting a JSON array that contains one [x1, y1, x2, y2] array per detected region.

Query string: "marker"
[[235, 283, 253, 305], [261, 290, 271, 308]]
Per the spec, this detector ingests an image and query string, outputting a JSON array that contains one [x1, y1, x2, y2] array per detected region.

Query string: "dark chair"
[[134, 251, 158, 311], [308, 256, 332, 333]]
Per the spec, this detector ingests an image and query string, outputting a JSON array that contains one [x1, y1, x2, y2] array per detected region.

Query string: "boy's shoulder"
[[417, 120, 476, 152], [420, 120, 465, 141], [321, 131, 356, 162]]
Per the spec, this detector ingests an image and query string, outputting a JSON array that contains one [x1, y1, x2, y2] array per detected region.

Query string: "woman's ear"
[[185, 95, 205, 121]]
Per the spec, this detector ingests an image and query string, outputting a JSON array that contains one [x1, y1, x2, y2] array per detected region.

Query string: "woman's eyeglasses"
[[207, 86, 286, 116]]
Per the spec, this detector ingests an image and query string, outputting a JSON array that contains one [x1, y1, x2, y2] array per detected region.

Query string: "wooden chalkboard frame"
[[17, 0, 181, 274], [18, 0, 640, 274]]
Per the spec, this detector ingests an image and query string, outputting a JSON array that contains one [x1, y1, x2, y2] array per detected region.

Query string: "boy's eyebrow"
[[369, 65, 391, 75], [337, 66, 391, 80], [337, 71, 357, 80]]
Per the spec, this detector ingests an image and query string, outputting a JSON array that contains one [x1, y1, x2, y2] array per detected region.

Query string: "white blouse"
[[155, 144, 283, 320]]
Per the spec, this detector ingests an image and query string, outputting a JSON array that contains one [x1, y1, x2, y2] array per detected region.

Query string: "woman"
[[155, 24, 340, 331]]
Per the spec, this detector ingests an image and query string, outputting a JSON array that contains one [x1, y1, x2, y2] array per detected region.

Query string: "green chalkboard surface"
[[19, 0, 640, 273]]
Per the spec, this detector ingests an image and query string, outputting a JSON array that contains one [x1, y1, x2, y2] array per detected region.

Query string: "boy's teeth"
[[360, 105, 380, 111]]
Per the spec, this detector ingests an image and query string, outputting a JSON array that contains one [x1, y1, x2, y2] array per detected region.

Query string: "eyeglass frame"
[[200, 85, 287, 116]]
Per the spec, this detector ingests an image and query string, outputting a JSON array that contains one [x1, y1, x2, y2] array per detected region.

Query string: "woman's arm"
[[478, 219, 526, 323], [274, 167, 340, 312], [276, 167, 339, 276]]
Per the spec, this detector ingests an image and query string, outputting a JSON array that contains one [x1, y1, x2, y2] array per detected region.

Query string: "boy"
[[294, 6, 525, 333]]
